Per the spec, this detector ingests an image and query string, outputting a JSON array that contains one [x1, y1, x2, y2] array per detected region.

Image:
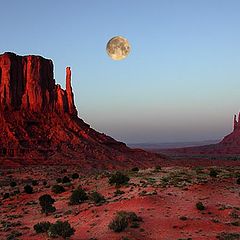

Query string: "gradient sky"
[[1, 0, 240, 143]]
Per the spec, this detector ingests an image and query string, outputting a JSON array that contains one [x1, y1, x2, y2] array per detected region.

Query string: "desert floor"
[[0, 163, 239, 240]]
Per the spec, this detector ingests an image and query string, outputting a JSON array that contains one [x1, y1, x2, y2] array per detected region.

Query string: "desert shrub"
[[155, 165, 162, 171], [39, 194, 56, 214], [179, 216, 188, 221], [69, 188, 88, 205], [209, 169, 218, 178], [6, 230, 22, 240], [109, 212, 128, 232], [24, 184, 33, 194], [193, 166, 204, 174], [71, 173, 79, 179], [109, 211, 142, 232], [33, 221, 51, 233], [51, 184, 65, 194], [48, 220, 75, 239], [217, 232, 240, 240], [131, 167, 139, 172], [89, 191, 105, 204], [56, 177, 62, 183], [237, 178, 240, 185], [196, 202, 205, 211], [109, 171, 130, 186], [130, 221, 140, 228], [61, 169, 67, 174], [231, 221, 240, 226], [127, 211, 142, 222], [114, 189, 125, 196], [3, 192, 10, 199], [10, 181, 17, 188], [13, 189, 20, 195], [32, 180, 38, 186], [62, 176, 71, 183]]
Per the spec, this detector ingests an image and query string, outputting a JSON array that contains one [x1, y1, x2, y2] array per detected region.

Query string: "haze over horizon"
[[1, 0, 240, 143]]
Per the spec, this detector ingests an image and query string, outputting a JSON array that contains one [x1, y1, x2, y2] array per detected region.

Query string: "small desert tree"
[[39, 194, 56, 215]]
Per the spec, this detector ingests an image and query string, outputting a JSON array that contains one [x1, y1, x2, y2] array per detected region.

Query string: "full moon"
[[106, 36, 131, 60]]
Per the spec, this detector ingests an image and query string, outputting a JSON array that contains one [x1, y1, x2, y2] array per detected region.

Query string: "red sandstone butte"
[[0, 52, 165, 168], [161, 112, 240, 156]]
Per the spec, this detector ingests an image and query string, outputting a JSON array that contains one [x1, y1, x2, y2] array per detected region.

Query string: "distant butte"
[[0, 52, 165, 168], [161, 112, 240, 155]]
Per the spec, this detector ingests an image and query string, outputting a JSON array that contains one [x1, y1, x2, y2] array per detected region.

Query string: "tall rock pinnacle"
[[66, 67, 77, 116], [234, 114, 237, 130]]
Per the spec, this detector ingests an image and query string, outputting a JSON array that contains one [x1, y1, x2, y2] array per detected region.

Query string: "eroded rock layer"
[[0, 52, 165, 168]]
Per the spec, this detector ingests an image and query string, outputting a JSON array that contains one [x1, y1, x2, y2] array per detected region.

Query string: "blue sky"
[[1, 0, 240, 143]]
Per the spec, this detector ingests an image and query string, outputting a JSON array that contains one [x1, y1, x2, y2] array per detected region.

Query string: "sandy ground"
[[0, 165, 239, 240]]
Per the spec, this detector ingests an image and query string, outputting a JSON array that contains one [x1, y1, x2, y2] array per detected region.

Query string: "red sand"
[[0, 166, 239, 240]]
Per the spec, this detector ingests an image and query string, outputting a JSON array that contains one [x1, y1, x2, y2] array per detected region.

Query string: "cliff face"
[[0, 52, 164, 167], [0, 52, 76, 115]]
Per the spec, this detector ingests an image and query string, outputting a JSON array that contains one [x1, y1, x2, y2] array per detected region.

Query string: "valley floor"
[[0, 164, 239, 240]]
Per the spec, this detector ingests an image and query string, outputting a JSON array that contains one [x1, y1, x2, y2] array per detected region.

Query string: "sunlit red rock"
[[0, 52, 165, 167]]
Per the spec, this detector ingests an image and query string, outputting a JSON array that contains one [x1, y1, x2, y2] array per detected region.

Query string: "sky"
[[1, 0, 240, 143]]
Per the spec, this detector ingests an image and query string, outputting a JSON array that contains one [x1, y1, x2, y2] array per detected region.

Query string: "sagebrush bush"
[[155, 165, 161, 171], [109, 171, 130, 186], [3, 192, 10, 199], [48, 220, 75, 239], [196, 201, 205, 211], [237, 178, 240, 185], [62, 176, 71, 183], [13, 189, 20, 195], [89, 191, 105, 204], [109, 211, 142, 232], [32, 180, 38, 186], [6, 230, 22, 240], [71, 173, 79, 179], [69, 188, 88, 205], [39, 194, 56, 214], [56, 177, 62, 183], [33, 221, 51, 233], [217, 232, 240, 240], [109, 212, 128, 232], [51, 184, 65, 194], [10, 181, 17, 187], [114, 189, 125, 196], [209, 169, 218, 178], [24, 185, 33, 194], [131, 167, 139, 172]]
